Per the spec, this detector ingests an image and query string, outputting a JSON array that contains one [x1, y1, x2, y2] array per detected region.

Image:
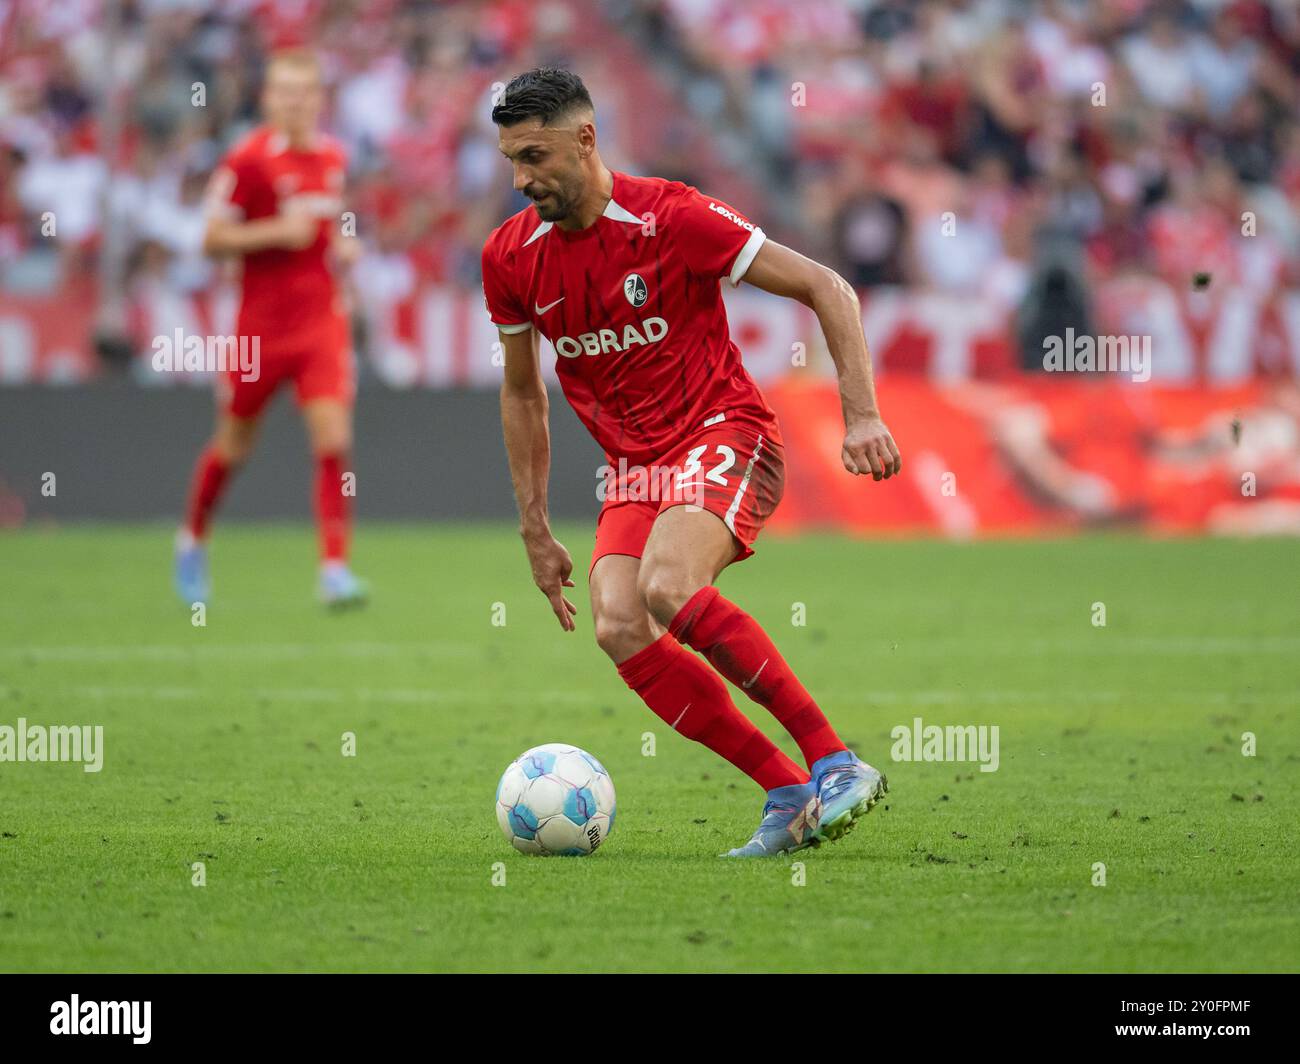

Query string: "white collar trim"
[[602, 197, 641, 224], [519, 195, 639, 247], [522, 220, 553, 246]]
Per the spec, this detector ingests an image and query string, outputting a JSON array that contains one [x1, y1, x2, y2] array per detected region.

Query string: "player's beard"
[[528, 177, 579, 223]]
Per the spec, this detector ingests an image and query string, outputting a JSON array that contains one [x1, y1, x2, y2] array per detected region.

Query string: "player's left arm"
[[326, 149, 360, 269], [329, 220, 361, 269], [742, 240, 901, 480]]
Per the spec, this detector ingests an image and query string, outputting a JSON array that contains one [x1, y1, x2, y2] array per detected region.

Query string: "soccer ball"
[[495, 743, 616, 856]]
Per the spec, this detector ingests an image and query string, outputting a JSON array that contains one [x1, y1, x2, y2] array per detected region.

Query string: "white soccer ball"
[[495, 743, 616, 856]]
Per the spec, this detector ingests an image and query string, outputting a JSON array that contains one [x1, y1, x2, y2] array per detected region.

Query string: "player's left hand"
[[330, 232, 361, 269], [842, 416, 901, 480]]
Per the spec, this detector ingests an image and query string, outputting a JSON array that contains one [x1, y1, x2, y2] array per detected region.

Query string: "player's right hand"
[[277, 209, 320, 250], [523, 532, 578, 632], [842, 415, 902, 481]]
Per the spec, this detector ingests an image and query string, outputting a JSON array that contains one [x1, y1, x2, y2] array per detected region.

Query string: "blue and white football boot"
[[318, 561, 369, 610], [174, 531, 210, 606], [722, 781, 821, 858], [810, 749, 888, 844]]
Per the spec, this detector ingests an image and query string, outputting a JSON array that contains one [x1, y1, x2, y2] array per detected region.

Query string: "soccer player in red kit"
[[483, 69, 902, 856], [174, 49, 367, 609]]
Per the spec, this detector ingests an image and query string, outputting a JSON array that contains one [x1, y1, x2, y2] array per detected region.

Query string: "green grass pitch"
[[1, 525, 1297, 973]]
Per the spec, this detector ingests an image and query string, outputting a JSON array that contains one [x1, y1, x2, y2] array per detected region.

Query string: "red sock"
[[315, 453, 351, 562], [184, 446, 232, 539], [616, 634, 807, 791], [669, 586, 846, 769]]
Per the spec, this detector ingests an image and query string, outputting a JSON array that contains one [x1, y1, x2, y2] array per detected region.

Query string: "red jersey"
[[206, 126, 347, 348], [481, 171, 781, 465]]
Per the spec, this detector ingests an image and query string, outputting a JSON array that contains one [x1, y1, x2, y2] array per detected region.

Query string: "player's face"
[[263, 64, 323, 138], [498, 119, 588, 223]]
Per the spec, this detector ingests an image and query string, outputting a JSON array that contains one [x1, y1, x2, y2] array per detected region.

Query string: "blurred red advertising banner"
[[3, 281, 1299, 386], [764, 377, 1300, 538]]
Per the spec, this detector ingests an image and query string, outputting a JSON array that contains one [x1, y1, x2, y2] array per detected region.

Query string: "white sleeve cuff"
[[727, 227, 766, 286], [494, 321, 532, 335]]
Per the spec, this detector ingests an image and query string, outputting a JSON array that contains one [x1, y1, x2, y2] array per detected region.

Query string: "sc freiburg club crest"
[[624, 273, 648, 308]]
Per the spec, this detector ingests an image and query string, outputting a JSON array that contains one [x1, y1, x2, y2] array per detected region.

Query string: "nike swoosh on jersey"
[[534, 297, 565, 315]]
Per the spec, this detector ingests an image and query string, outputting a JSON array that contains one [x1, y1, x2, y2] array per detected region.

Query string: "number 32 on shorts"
[[676, 444, 736, 489]]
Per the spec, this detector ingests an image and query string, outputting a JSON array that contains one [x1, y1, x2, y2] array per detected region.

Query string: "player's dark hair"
[[491, 68, 593, 127]]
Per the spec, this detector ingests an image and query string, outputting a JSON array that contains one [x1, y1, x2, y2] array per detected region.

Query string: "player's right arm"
[[499, 326, 578, 632], [202, 207, 318, 256], [741, 238, 901, 481], [672, 184, 900, 481], [201, 162, 318, 257]]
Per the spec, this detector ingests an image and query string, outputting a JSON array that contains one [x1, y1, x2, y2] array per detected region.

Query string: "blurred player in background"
[[174, 49, 366, 609], [484, 69, 901, 857]]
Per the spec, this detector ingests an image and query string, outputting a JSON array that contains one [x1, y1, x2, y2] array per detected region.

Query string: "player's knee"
[[637, 564, 698, 628], [592, 587, 655, 655], [213, 427, 256, 466], [593, 609, 652, 663], [304, 405, 352, 457], [310, 428, 351, 457]]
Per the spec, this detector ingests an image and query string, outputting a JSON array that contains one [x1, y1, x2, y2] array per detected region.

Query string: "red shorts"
[[591, 421, 784, 575], [217, 317, 353, 419]]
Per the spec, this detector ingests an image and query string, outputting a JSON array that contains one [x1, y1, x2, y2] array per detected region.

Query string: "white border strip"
[[728, 227, 766, 286], [724, 434, 765, 533]]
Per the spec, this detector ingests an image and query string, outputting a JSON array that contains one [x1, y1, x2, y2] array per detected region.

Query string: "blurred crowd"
[[1, 0, 1298, 327], [638, 0, 1300, 308], [0, 0, 643, 307]]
